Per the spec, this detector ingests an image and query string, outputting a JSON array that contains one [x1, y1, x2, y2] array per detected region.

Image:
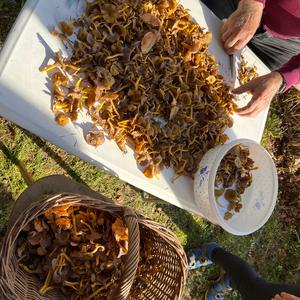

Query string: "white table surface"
[[0, 0, 270, 215]]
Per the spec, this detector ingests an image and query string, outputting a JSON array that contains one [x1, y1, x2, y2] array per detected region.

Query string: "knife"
[[229, 54, 235, 80], [222, 19, 235, 80]]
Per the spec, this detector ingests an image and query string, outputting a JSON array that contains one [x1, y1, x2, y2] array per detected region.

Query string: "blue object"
[[206, 242, 221, 261], [188, 242, 221, 270], [206, 273, 233, 300]]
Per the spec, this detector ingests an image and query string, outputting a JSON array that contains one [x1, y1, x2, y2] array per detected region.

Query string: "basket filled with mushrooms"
[[0, 181, 187, 300]]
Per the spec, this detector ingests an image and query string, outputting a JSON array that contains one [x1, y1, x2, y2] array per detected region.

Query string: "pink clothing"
[[255, 0, 300, 90], [279, 55, 300, 91], [256, 0, 300, 39]]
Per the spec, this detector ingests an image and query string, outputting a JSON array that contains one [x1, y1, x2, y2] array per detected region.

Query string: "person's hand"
[[233, 71, 283, 117], [221, 0, 264, 54], [272, 292, 300, 300]]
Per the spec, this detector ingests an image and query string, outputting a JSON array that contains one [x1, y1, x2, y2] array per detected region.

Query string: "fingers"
[[280, 293, 300, 300], [241, 106, 265, 117], [226, 34, 253, 54], [235, 93, 273, 117], [223, 35, 250, 54], [235, 93, 263, 117], [272, 295, 284, 300], [233, 72, 278, 117], [235, 83, 271, 117], [224, 33, 240, 50], [226, 40, 243, 54], [221, 21, 248, 52], [232, 79, 258, 94], [220, 21, 229, 37], [222, 28, 243, 53], [223, 32, 253, 54], [221, 21, 241, 52], [221, 20, 256, 54], [220, 18, 230, 36], [221, 27, 233, 43]]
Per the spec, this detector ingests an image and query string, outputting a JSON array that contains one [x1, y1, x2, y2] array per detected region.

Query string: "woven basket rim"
[[1, 186, 188, 300], [138, 217, 188, 281], [0, 193, 140, 300]]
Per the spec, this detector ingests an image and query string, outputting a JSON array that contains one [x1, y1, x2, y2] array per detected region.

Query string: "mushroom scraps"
[[215, 145, 257, 220]]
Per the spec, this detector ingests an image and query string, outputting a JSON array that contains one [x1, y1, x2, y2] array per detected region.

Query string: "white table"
[[0, 0, 269, 215]]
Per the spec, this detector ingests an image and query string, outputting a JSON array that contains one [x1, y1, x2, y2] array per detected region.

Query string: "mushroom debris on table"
[[42, 0, 236, 179]]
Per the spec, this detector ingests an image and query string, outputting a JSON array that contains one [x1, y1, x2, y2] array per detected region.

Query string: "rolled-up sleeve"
[[255, 0, 266, 4], [278, 54, 300, 92]]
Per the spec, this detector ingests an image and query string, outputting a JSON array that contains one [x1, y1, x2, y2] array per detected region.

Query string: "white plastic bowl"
[[194, 139, 278, 236]]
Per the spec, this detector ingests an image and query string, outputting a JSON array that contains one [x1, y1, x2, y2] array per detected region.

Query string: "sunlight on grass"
[[261, 105, 283, 149], [1, 109, 299, 299]]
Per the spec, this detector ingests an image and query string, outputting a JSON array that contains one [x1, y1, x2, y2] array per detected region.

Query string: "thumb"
[[232, 79, 257, 94]]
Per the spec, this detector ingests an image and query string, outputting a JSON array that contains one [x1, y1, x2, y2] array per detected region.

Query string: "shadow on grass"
[[0, 181, 15, 238], [0, 139, 33, 185], [23, 130, 88, 186], [128, 184, 213, 251], [158, 203, 213, 251]]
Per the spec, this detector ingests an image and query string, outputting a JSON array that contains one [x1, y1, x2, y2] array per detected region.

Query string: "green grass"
[[1, 116, 299, 299], [261, 102, 283, 149], [0, 2, 299, 299]]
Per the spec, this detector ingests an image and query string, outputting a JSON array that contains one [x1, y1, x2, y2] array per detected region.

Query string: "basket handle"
[[109, 208, 140, 300]]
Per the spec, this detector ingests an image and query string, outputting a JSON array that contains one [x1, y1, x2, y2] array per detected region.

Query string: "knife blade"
[[229, 54, 234, 79], [222, 19, 235, 80]]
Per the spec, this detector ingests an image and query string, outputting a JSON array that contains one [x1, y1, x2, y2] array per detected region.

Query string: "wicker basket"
[[0, 176, 187, 300], [0, 193, 140, 300], [134, 217, 188, 300]]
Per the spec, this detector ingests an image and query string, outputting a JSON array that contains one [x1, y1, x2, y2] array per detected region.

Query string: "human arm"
[[233, 54, 300, 117], [278, 54, 300, 92], [221, 0, 264, 54]]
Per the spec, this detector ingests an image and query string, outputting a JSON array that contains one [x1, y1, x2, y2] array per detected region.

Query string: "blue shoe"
[[187, 243, 220, 270], [206, 274, 233, 300]]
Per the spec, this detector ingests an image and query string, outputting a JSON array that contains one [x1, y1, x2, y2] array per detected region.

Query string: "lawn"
[[0, 1, 299, 299]]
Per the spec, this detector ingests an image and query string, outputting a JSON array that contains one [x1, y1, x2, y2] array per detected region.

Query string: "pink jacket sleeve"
[[253, 0, 299, 91], [255, 0, 266, 4], [278, 54, 300, 92]]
